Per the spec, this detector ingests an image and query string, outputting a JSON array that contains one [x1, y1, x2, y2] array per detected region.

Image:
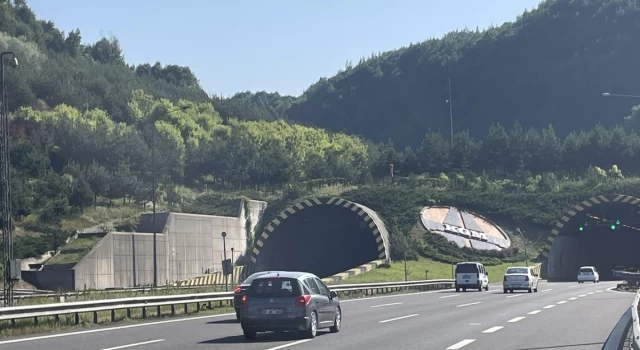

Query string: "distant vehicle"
[[233, 271, 273, 320], [577, 266, 600, 283], [612, 266, 628, 279], [239, 271, 341, 340], [503, 266, 539, 293], [455, 262, 489, 292]]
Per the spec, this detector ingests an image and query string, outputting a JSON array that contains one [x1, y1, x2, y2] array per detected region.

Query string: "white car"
[[503, 266, 539, 293], [455, 262, 489, 292], [577, 266, 600, 283]]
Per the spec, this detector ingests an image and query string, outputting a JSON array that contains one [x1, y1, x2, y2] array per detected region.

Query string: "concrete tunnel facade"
[[250, 197, 391, 279], [542, 194, 640, 281]]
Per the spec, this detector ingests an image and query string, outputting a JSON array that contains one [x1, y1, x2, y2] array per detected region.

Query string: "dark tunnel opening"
[[255, 205, 382, 278], [548, 201, 640, 280]]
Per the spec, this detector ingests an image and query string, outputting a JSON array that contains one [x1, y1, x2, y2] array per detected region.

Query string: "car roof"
[[457, 262, 482, 266], [580, 266, 596, 269], [253, 271, 316, 280]]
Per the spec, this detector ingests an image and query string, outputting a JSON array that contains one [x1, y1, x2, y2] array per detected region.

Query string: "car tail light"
[[295, 295, 311, 307], [241, 295, 249, 307], [524, 276, 529, 281], [476, 272, 479, 278], [233, 286, 241, 294], [503, 276, 508, 282]]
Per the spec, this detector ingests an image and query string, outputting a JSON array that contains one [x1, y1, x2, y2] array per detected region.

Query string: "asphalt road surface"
[[0, 281, 632, 350]]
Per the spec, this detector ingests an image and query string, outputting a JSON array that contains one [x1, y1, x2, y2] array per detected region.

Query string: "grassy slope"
[[342, 258, 528, 284]]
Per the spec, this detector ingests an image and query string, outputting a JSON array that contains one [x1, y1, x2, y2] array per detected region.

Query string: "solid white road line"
[[482, 326, 504, 333], [528, 310, 542, 315], [439, 294, 460, 299], [506, 294, 523, 299], [370, 302, 403, 308], [508, 317, 525, 323], [447, 339, 476, 349], [543, 305, 556, 309], [265, 339, 313, 350], [541, 289, 553, 292], [102, 339, 165, 350], [457, 302, 481, 308], [379, 314, 419, 323], [557, 301, 567, 304], [569, 297, 577, 300], [0, 313, 236, 345]]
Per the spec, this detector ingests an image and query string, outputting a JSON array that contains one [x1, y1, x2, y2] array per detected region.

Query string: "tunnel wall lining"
[[541, 194, 640, 259], [250, 197, 391, 265]]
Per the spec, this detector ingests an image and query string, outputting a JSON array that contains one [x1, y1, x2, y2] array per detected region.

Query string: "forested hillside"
[[284, 0, 640, 147]]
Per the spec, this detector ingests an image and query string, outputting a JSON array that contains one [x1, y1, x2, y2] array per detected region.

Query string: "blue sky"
[[28, 0, 542, 97]]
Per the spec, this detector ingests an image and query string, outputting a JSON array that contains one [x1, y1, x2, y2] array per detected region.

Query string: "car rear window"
[[506, 268, 528, 274], [242, 272, 268, 285], [580, 268, 593, 273], [247, 278, 302, 298], [456, 264, 478, 274]]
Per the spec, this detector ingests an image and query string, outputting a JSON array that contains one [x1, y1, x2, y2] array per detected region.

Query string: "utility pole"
[[1, 52, 18, 306], [516, 227, 529, 267], [404, 251, 408, 281], [448, 77, 454, 149]]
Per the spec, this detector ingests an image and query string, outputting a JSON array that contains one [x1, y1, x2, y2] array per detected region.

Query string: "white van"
[[455, 262, 490, 292]]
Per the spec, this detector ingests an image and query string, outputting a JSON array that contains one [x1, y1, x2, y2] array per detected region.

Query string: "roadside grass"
[[339, 258, 530, 284], [45, 234, 106, 266], [59, 204, 145, 233]]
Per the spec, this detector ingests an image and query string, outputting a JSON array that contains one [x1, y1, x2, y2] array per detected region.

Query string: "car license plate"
[[462, 275, 471, 279], [262, 309, 283, 315]]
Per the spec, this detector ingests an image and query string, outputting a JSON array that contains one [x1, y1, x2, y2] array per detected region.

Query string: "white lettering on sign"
[[440, 224, 487, 241]]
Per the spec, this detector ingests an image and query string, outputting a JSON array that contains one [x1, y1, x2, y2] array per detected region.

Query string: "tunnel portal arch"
[[542, 194, 640, 280], [250, 197, 390, 279]]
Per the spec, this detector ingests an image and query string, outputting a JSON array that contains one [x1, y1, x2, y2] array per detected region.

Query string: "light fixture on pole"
[[516, 227, 529, 268], [151, 104, 190, 287], [1, 52, 18, 306], [221, 231, 228, 291]]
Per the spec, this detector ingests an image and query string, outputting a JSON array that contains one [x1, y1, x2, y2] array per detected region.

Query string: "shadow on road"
[[200, 331, 327, 344], [513, 342, 602, 350], [207, 319, 238, 324]]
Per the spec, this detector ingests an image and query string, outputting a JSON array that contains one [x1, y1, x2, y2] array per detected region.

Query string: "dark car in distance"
[[239, 271, 341, 340]]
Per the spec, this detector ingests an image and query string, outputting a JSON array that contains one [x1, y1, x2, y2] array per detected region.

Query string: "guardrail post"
[[171, 304, 175, 316], [126, 308, 131, 319], [142, 307, 147, 319], [196, 303, 201, 312], [93, 312, 98, 324], [208, 301, 212, 309], [156, 306, 161, 317], [111, 310, 115, 322], [74, 313, 79, 325], [184, 303, 188, 314], [33, 316, 38, 326], [54, 314, 59, 323]]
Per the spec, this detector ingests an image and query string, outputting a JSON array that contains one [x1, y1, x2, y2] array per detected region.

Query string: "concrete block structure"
[[69, 199, 267, 290]]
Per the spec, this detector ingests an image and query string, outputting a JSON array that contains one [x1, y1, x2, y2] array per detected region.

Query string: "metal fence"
[[0, 279, 454, 326]]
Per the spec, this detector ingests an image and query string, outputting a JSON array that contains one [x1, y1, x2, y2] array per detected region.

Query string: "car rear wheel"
[[484, 284, 489, 291], [528, 288, 532, 293], [330, 308, 341, 333], [503, 289, 508, 294], [243, 329, 257, 340], [303, 311, 318, 339]]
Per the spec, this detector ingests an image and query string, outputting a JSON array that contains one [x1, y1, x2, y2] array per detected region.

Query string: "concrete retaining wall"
[[71, 199, 268, 290]]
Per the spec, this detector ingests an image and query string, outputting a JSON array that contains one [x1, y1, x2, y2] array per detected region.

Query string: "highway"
[[0, 281, 631, 350]]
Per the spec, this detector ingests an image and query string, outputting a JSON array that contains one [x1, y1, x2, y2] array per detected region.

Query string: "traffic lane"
[[284, 281, 621, 350], [475, 287, 633, 350], [0, 281, 608, 350]]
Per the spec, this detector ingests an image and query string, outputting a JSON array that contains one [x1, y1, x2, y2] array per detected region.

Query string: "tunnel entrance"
[[251, 198, 389, 279], [544, 194, 640, 280]]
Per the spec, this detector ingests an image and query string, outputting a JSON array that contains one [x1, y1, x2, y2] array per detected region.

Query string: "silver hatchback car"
[[239, 271, 341, 340]]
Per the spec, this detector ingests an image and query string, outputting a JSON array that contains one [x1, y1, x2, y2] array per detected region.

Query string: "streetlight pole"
[[602, 92, 640, 99], [151, 105, 190, 287], [222, 231, 228, 291], [516, 227, 529, 267], [230, 247, 234, 285], [447, 77, 454, 149], [1, 52, 18, 306]]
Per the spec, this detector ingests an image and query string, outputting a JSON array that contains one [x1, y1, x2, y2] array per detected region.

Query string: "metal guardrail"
[[631, 289, 640, 349], [0, 279, 454, 326]]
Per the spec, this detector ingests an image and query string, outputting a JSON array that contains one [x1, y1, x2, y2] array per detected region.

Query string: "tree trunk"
[[94, 193, 97, 209]]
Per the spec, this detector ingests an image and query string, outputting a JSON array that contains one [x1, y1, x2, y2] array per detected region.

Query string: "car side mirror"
[[534, 274, 539, 277], [330, 291, 338, 299]]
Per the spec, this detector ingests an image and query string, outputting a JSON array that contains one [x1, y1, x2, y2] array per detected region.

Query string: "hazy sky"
[[28, 0, 542, 97]]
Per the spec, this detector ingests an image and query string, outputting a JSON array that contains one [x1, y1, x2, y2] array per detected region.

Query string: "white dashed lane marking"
[[447, 339, 476, 349], [457, 302, 481, 308], [543, 305, 556, 309], [482, 326, 504, 333], [379, 314, 418, 323], [508, 317, 526, 323], [541, 289, 553, 292], [370, 302, 403, 308], [439, 294, 460, 299], [557, 301, 567, 304], [528, 310, 542, 315], [578, 294, 587, 297], [569, 297, 577, 300], [506, 294, 523, 299]]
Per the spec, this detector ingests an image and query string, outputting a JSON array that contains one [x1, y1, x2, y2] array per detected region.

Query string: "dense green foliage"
[[278, 0, 640, 148]]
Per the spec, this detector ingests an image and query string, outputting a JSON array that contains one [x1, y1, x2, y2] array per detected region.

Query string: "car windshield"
[[506, 268, 528, 274], [456, 264, 478, 273], [242, 272, 269, 285], [247, 278, 302, 298]]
